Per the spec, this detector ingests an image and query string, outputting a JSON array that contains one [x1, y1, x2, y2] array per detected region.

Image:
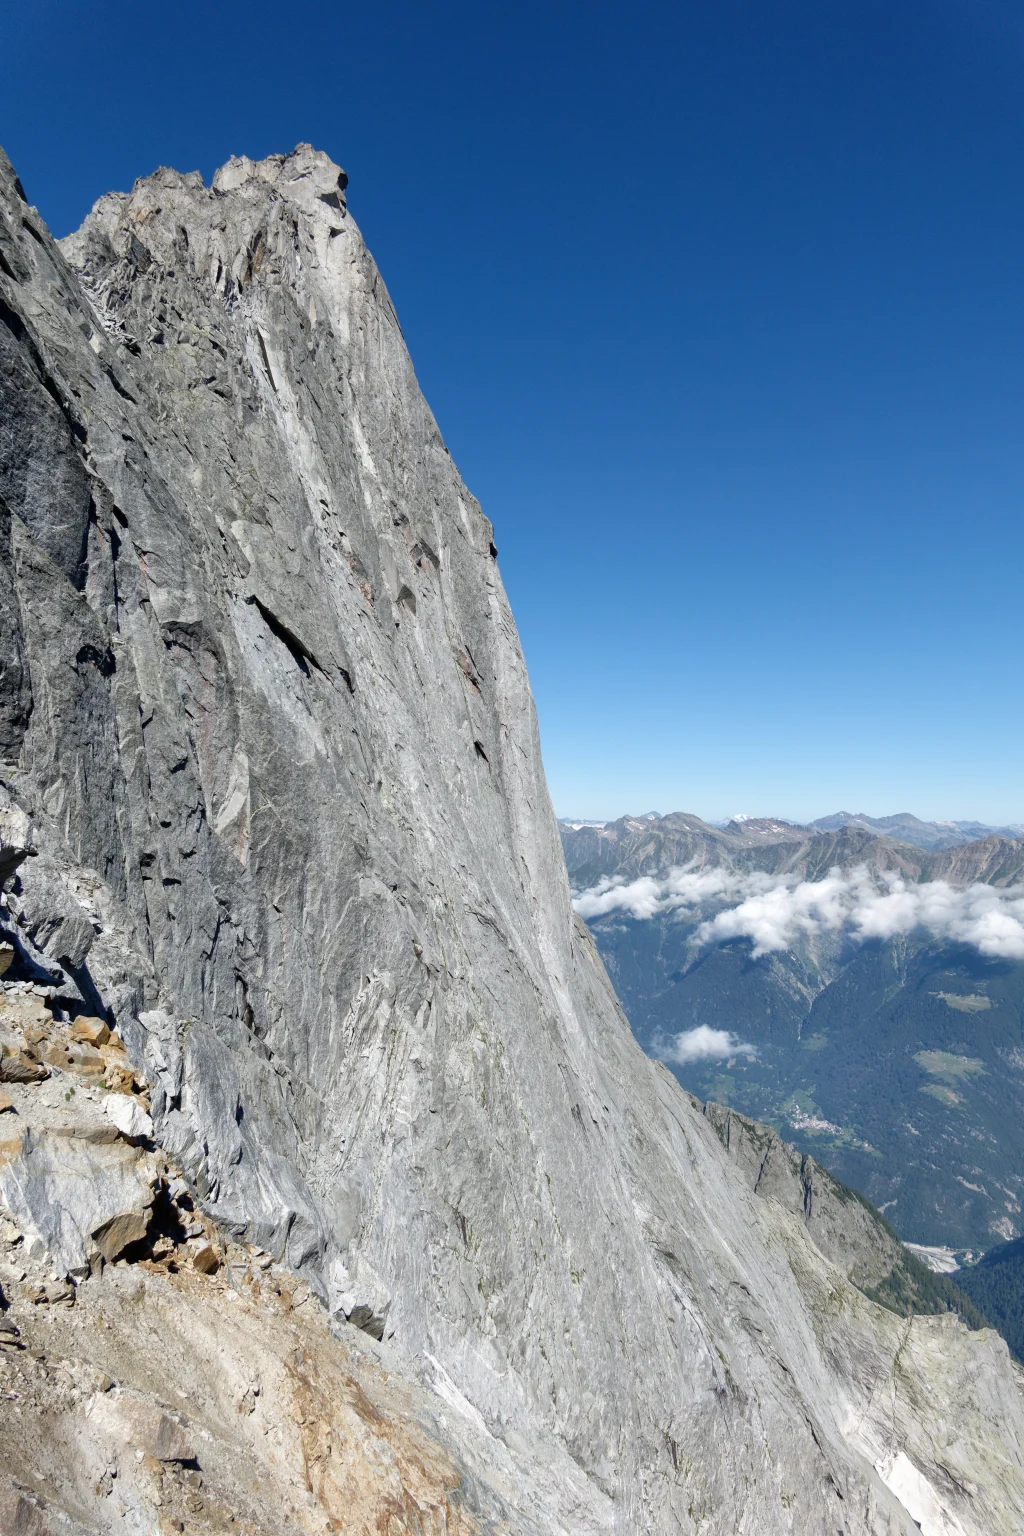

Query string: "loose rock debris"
[[0, 981, 490, 1535]]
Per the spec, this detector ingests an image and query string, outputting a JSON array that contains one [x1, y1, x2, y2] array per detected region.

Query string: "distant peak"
[[69, 144, 350, 250], [211, 144, 348, 205]]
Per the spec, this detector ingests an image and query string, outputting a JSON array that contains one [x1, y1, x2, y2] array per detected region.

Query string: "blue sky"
[[4, 1, 1024, 824]]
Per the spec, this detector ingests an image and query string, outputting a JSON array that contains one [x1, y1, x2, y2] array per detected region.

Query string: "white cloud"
[[571, 863, 1024, 961], [572, 874, 667, 921], [571, 865, 767, 921], [697, 872, 853, 955], [656, 1026, 757, 1063]]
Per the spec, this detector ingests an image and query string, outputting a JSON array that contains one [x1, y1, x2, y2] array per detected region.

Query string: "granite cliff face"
[[1, 143, 1024, 1533]]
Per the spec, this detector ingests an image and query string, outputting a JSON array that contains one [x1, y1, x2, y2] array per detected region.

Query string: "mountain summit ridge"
[[0, 144, 1022, 1532], [561, 809, 1024, 858], [810, 810, 1024, 850]]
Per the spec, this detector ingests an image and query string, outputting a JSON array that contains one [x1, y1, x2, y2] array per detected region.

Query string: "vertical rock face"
[[1, 143, 1023, 1533]]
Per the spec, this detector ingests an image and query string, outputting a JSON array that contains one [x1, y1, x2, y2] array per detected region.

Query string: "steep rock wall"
[[0, 143, 1023, 1534]]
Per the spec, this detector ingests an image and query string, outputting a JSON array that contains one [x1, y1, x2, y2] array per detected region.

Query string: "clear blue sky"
[[4, 1, 1024, 824]]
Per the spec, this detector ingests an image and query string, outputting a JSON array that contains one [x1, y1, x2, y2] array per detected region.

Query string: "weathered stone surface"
[[0, 1229, 531, 1535], [70, 1017, 110, 1046], [0, 993, 52, 1034], [0, 787, 32, 872], [190, 1242, 220, 1275], [0, 1127, 154, 1272], [0, 1045, 48, 1083], [0, 138, 1021, 1533], [703, 1099, 909, 1290], [101, 1093, 152, 1142]]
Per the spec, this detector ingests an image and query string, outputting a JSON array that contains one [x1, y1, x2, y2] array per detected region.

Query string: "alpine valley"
[[561, 812, 1024, 1255]]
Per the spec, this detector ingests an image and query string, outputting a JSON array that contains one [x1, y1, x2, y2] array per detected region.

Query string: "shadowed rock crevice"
[[245, 594, 329, 680]]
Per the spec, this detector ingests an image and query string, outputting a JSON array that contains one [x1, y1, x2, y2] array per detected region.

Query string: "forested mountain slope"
[[562, 814, 1024, 1249]]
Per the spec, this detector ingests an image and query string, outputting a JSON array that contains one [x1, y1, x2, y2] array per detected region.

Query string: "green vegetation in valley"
[[955, 1238, 1024, 1362], [561, 814, 1024, 1356], [914, 1050, 986, 1081], [935, 992, 992, 1013], [864, 1246, 987, 1332], [583, 913, 1024, 1250], [919, 1083, 963, 1107]]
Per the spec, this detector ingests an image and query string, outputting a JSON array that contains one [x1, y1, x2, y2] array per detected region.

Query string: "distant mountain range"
[[810, 811, 1024, 851], [560, 810, 1024, 1254], [560, 809, 1024, 888], [561, 809, 1024, 858]]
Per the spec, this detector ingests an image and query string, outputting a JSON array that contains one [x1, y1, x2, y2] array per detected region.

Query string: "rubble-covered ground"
[[0, 985, 516, 1534]]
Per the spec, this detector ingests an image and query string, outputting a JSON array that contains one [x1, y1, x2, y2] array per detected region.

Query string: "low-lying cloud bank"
[[655, 1025, 757, 1063], [572, 865, 1024, 960]]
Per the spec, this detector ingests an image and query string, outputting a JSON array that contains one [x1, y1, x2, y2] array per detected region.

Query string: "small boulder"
[[93, 1209, 150, 1261], [102, 1063, 138, 1094], [32, 1279, 74, 1305], [0, 1090, 13, 1114], [103, 1095, 153, 1143], [0, 943, 13, 977], [36, 1041, 68, 1070], [191, 1243, 220, 1275], [89, 1394, 196, 1464], [0, 1128, 156, 1272], [0, 1046, 49, 1084], [70, 1016, 110, 1047], [64, 1043, 105, 1076]]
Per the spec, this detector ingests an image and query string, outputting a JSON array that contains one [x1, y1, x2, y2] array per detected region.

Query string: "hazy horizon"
[[556, 806, 1024, 829]]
